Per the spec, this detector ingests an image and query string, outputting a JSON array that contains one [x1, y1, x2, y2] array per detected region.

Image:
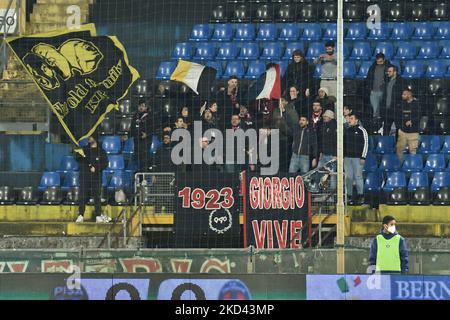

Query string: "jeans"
[[344, 157, 364, 196], [370, 91, 383, 118], [289, 154, 310, 174], [318, 155, 336, 191]]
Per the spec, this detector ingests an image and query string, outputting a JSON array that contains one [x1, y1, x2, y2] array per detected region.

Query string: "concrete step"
[[0, 205, 130, 222], [0, 236, 141, 249], [350, 222, 450, 237], [33, 3, 90, 15], [30, 13, 88, 24], [349, 204, 450, 223], [0, 222, 123, 236], [36, 0, 92, 5]]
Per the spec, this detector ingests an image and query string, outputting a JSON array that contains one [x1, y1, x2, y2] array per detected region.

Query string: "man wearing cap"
[[369, 215, 409, 274], [317, 110, 337, 190], [75, 134, 111, 223]]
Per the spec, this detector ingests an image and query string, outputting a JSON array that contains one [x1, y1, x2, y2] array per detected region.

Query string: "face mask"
[[387, 225, 396, 234]]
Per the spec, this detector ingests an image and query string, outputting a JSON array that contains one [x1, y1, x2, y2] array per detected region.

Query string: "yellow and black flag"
[[6, 24, 139, 145]]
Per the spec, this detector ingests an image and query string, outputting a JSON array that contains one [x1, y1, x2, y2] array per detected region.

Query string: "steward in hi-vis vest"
[[369, 215, 409, 274]]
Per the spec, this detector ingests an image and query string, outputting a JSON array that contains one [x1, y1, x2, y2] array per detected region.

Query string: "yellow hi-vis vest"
[[376, 234, 401, 272]]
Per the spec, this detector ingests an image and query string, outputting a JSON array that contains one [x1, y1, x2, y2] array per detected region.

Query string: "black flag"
[[7, 24, 139, 145]]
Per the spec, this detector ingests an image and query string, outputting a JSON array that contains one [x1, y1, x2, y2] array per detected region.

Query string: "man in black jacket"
[[381, 65, 404, 136], [126, 99, 152, 172], [395, 88, 423, 161], [344, 113, 369, 205], [365, 53, 391, 120], [281, 101, 318, 174], [76, 134, 110, 223], [317, 110, 337, 190]]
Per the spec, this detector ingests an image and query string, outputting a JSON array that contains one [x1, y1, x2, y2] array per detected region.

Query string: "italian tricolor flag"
[[256, 64, 281, 100]]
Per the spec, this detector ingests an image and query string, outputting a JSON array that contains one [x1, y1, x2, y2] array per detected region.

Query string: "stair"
[[347, 205, 450, 237]]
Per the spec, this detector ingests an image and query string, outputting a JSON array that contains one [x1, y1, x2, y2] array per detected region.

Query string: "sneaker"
[[75, 215, 84, 223], [96, 215, 106, 223]]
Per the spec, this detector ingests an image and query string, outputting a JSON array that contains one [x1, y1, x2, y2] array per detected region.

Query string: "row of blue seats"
[[158, 58, 450, 80], [189, 22, 450, 42], [369, 135, 450, 154], [172, 40, 450, 61], [364, 170, 450, 193], [365, 153, 450, 173], [39, 170, 134, 192]]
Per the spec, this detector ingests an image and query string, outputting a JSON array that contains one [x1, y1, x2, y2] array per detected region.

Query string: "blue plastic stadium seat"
[[402, 154, 424, 172], [440, 41, 450, 59], [395, 42, 417, 60], [356, 61, 373, 79], [383, 171, 407, 192], [126, 160, 138, 173], [222, 61, 245, 79], [107, 170, 132, 191], [276, 60, 288, 76], [373, 42, 394, 60], [278, 23, 300, 41], [189, 24, 210, 42], [417, 135, 442, 154], [38, 172, 61, 192], [171, 42, 193, 60], [379, 154, 402, 172], [402, 60, 425, 78], [234, 23, 255, 41], [62, 171, 80, 192], [313, 64, 322, 78], [306, 42, 323, 60], [105, 155, 125, 174], [282, 42, 305, 60], [194, 42, 216, 61], [150, 135, 162, 155], [368, 136, 375, 153], [322, 23, 337, 40], [260, 42, 283, 60], [364, 170, 383, 192], [211, 24, 233, 42], [102, 136, 121, 154], [367, 25, 390, 40], [301, 24, 322, 41], [423, 153, 446, 173], [245, 60, 266, 79], [408, 172, 429, 192], [238, 42, 260, 60], [343, 43, 350, 59], [435, 22, 450, 40], [374, 136, 396, 154], [345, 22, 366, 40], [349, 42, 371, 60], [57, 155, 79, 173], [216, 42, 238, 60], [122, 138, 134, 155], [411, 22, 435, 40], [431, 172, 450, 192], [363, 153, 378, 172], [417, 42, 439, 59], [206, 61, 223, 79], [427, 60, 448, 80], [391, 23, 413, 40], [343, 61, 356, 79], [156, 61, 176, 80], [441, 136, 450, 154], [256, 23, 277, 41]]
